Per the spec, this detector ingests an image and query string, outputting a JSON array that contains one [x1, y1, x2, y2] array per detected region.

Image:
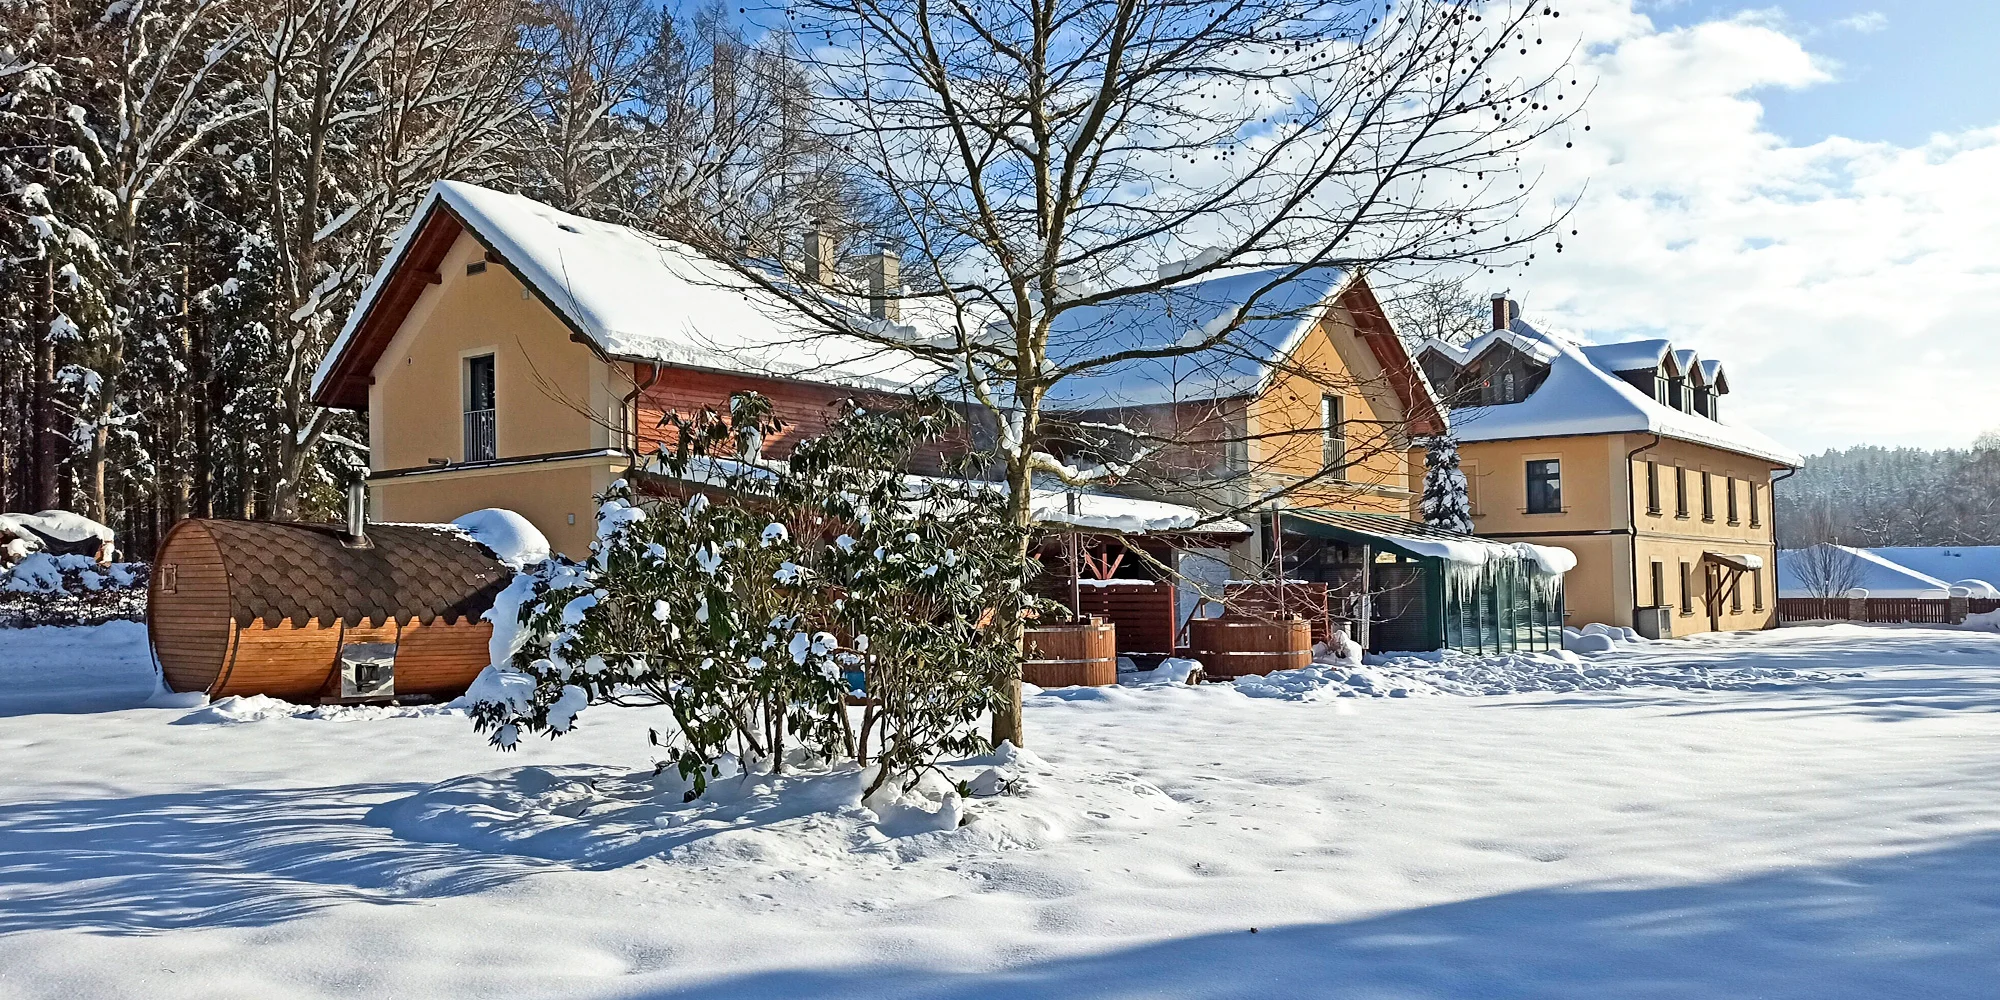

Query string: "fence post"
[[1847, 596, 1868, 622], [1950, 595, 1969, 624]]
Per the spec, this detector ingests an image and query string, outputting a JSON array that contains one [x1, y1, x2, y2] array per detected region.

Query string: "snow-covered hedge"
[[0, 554, 148, 628]]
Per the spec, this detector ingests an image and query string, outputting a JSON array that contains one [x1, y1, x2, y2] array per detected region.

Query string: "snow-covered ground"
[[2, 623, 1998, 998]]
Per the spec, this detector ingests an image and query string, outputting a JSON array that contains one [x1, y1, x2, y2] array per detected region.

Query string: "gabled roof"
[[316, 184, 1444, 436], [313, 182, 950, 410], [1035, 267, 1444, 434], [1448, 320, 1801, 466], [1700, 359, 1730, 394], [1672, 348, 1703, 384], [1579, 339, 1675, 375]]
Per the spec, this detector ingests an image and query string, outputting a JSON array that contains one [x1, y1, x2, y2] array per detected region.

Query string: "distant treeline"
[[1776, 442, 2000, 548]]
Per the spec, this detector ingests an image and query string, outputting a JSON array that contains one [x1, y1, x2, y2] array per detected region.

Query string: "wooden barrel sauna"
[[1186, 616, 1313, 678], [149, 519, 513, 702], [1023, 618, 1118, 687]]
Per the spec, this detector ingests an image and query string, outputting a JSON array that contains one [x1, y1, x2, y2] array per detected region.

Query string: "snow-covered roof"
[[646, 454, 1248, 536], [1282, 508, 1575, 574], [1673, 349, 1703, 384], [1861, 547, 2000, 592], [1699, 358, 1729, 393], [1033, 266, 1354, 408], [1417, 338, 1469, 365], [1030, 488, 1249, 535], [1777, 544, 1952, 598], [1579, 339, 1674, 375], [313, 182, 953, 403], [1461, 326, 1562, 365], [1447, 321, 1801, 467]]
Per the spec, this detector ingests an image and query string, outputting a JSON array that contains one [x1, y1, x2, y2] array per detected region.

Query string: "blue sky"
[[1641, 1, 2000, 147], [1496, 0, 2000, 454]]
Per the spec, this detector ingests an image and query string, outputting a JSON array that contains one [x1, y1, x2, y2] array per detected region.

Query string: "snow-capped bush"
[[466, 394, 1027, 799], [0, 554, 148, 627]]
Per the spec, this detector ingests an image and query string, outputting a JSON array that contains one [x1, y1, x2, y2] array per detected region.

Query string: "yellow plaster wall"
[[370, 457, 620, 559], [1457, 431, 1783, 633], [367, 232, 622, 472], [1248, 308, 1417, 516]]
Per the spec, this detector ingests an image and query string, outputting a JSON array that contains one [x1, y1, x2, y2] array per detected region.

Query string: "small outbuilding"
[[149, 516, 513, 702]]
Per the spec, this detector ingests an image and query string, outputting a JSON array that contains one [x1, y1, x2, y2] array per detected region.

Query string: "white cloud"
[[1497, 2, 2000, 452], [1832, 11, 1888, 34]]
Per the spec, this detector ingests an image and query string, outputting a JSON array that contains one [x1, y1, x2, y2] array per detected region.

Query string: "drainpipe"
[[620, 362, 663, 475], [1768, 465, 1799, 620], [1625, 433, 1662, 623]]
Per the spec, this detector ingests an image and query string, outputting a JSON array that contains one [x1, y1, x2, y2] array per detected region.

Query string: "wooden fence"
[[1778, 596, 1995, 625]]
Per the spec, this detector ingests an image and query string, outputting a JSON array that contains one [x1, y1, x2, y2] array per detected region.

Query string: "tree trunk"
[[31, 254, 59, 510], [990, 453, 1034, 749]]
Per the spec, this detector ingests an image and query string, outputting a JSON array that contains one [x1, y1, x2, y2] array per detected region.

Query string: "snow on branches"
[[466, 394, 1028, 799], [1420, 433, 1474, 535]]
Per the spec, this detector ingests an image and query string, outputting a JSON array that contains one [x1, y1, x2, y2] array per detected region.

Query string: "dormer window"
[[1654, 372, 1671, 405]]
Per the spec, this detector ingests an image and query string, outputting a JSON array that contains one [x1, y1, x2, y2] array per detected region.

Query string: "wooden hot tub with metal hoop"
[[148, 516, 513, 703]]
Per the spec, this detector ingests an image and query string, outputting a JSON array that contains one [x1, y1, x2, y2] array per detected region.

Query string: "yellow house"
[[1416, 300, 1802, 636], [311, 181, 948, 557]]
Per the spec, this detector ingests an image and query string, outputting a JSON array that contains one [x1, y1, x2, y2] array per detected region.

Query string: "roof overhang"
[[1336, 279, 1447, 438], [314, 203, 465, 411]]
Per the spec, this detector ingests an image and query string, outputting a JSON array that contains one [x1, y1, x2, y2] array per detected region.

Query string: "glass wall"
[[1442, 556, 1564, 654]]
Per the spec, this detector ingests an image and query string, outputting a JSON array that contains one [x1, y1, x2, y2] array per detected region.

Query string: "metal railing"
[[463, 408, 496, 462]]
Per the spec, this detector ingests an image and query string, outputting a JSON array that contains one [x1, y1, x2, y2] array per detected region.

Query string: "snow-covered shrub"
[[0, 554, 148, 627], [467, 394, 1026, 799]]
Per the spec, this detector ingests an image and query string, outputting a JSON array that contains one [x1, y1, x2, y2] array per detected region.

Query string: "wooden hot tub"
[[1186, 617, 1312, 678], [1023, 618, 1118, 687]]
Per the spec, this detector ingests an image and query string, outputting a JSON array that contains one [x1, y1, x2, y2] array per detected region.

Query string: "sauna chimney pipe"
[[344, 480, 371, 548]]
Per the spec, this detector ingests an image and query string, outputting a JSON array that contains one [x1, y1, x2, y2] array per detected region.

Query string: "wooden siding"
[[149, 521, 235, 695], [393, 617, 496, 698], [632, 363, 968, 472]]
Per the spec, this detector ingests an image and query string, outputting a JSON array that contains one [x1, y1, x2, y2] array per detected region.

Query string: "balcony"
[[463, 408, 496, 462]]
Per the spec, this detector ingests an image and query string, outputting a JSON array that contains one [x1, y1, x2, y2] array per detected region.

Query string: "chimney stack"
[[868, 246, 900, 322], [1491, 294, 1515, 331], [344, 480, 371, 548], [802, 226, 829, 284]]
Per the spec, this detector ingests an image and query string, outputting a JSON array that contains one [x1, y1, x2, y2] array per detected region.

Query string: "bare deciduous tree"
[[667, 0, 1584, 745]]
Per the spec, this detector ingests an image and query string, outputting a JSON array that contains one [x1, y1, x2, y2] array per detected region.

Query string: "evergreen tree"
[[1419, 433, 1473, 534]]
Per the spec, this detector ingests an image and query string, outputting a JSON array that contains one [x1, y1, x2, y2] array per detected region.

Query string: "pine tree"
[[1420, 433, 1473, 534]]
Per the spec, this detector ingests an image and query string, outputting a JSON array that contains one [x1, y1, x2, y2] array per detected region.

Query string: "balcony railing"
[[464, 408, 496, 462]]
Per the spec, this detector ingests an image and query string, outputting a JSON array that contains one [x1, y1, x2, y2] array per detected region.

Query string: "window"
[[1646, 461, 1661, 515], [1320, 394, 1345, 478], [1749, 482, 1762, 527], [1731, 572, 1743, 613], [1700, 471, 1714, 522], [1650, 562, 1666, 608], [1753, 568, 1765, 611], [1679, 561, 1694, 615], [464, 354, 496, 462], [1726, 477, 1739, 524], [1502, 371, 1517, 402], [1674, 466, 1688, 518], [1526, 459, 1562, 514], [1654, 373, 1671, 405]]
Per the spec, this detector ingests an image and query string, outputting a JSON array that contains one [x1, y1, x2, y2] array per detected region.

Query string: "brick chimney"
[[1491, 294, 1514, 331], [868, 246, 900, 322]]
